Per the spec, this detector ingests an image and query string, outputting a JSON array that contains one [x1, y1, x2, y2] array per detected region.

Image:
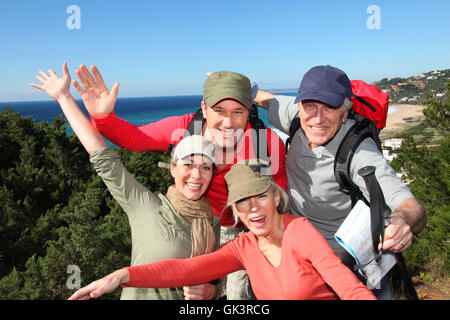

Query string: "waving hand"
[[73, 65, 119, 119], [29, 62, 71, 101]]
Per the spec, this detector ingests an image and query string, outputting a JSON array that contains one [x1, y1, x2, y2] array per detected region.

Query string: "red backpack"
[[351, 80, 389, 130]]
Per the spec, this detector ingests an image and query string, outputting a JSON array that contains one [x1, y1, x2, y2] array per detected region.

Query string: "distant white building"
[[383, 149, 396, 162], [382, 138, 404, 162], [383, 138, 404, 150]]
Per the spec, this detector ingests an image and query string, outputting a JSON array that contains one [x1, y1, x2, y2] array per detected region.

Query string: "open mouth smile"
[[249, 215, 266, 228], [310, 126, 328, 131], [219, 128, 236, 137], [186, 182, 202, 190]]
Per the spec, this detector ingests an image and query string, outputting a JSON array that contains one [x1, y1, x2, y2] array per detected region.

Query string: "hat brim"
[[205, 95, 252, 109], [171, 135, 216, 164], [294, 90, 345, 108], [178, 153, 215, 165], [226, 179, 271, 207]]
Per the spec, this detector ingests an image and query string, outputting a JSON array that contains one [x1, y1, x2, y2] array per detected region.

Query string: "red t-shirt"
[[92, 112, 287, 226], [124, 214, 376, 300]]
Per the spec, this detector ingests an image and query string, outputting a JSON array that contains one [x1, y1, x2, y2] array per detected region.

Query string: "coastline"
[[380, 104, 426, 139]]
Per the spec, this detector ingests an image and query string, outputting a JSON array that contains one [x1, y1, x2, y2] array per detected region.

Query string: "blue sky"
[[0, 0, 449, 102]]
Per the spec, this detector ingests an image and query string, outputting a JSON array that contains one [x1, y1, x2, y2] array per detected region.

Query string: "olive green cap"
[[225, 163, 272, 206], [203, 71, 252, 108]]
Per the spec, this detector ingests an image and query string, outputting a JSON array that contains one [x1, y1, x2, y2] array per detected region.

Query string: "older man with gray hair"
[[254, 65, 426, 299]]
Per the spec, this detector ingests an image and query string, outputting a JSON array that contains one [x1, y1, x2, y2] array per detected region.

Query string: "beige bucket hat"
[[225, 162, 272, 206]]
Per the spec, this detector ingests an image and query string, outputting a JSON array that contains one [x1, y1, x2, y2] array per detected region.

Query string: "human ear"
[[274, 189, 281, 208], [342, 108, 350, 123], [201, 100, 207, 119], [169, 161, 176, 178]]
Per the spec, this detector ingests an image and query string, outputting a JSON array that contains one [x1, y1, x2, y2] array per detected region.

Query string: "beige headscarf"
[[166, 185, 216, 257]]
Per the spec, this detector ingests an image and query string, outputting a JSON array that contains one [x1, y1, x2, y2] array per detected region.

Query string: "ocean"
[[0, 92, 397, 144]]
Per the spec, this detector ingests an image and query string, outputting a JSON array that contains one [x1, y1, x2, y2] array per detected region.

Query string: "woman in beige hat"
[[30, 64, 222, 300], [68, 160, 376, 300]]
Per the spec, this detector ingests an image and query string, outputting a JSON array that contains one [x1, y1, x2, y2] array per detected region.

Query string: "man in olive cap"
[[72, 66, 288, 300], [254, 65, 426, 299]]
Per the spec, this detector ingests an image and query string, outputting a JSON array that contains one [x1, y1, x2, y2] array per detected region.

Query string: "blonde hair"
[[230, 181, 289, 226]]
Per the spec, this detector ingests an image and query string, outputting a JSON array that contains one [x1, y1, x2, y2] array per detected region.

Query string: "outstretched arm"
[[69, 241, 243, 300], [30, 62, 109, 155], [254, 89, 276, 110]]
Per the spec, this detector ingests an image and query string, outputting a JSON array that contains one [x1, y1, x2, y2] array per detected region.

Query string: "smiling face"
[[233, 188, 281, 238], [201, 99, 249, 150], [170, 154, 213, 200], [299, 100, 350, 149]]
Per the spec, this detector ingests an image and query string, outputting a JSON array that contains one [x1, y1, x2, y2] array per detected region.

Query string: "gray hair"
[[343, 97, 353, 112], [230, 181, 289, 226]]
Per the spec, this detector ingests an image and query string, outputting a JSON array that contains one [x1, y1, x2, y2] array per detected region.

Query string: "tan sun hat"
[[224, 162, 273, 206]]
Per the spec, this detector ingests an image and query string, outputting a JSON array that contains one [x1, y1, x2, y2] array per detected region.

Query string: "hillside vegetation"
[[388, 82, 449, 298], [373, 69, 449, 105]]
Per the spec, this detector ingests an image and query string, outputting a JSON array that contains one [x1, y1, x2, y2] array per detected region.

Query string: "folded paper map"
[[335, 200, 397, 289]]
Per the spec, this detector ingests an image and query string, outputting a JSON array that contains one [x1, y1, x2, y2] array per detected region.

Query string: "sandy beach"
[[381, 104, 426, 138]]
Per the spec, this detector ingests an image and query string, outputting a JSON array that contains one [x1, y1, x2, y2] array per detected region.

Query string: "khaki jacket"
[[90, 147, 220, 300]]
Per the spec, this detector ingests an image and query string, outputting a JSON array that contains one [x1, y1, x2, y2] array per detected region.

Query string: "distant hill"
[[373, 69, 449, 105]]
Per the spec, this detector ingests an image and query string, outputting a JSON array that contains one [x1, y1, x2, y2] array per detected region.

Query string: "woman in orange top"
[[69, 162, 376, 300]]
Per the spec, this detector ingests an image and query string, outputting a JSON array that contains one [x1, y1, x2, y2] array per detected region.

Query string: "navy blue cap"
[[294, 65, 353, 108]]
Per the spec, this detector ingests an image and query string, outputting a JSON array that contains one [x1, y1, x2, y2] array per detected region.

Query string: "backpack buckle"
[[337, 186, 352, 195]]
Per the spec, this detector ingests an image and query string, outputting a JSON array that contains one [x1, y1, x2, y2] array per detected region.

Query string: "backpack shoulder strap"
[[168, 109, 205, 151], [184, 108, 205, 137], [334, 112, 380, 206], [286, 112, 300, 152], [248, 104, 271, 164]]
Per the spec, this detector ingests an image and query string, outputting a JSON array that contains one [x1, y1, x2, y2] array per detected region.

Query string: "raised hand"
[[29, 62, 71, 101], [30, 62, 107, 155], [72, 65, 119, 119]]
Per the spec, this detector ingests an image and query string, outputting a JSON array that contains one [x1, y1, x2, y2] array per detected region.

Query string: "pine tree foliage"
[[0, 108, 172, 299], [422, 81, 450, 137], [391, 82, 449, 278]]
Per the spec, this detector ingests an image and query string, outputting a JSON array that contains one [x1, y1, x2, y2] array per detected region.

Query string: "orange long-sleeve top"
[[124, 214, 376, 300]]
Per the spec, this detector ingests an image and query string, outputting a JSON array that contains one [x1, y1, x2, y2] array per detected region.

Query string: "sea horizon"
[[1, 91, 398, 143], [0, 88, 301, 105]]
